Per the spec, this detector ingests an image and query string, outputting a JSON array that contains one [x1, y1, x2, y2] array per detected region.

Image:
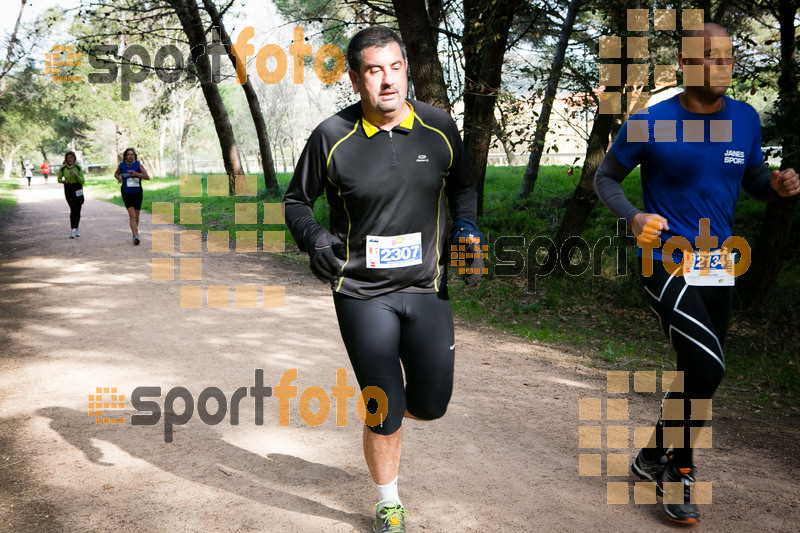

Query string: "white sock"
[[374, 476, 401, 509]]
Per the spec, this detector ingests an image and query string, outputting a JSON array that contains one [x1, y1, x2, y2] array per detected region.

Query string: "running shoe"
[[70, 229, 77, 239], [373, 501, 407, 533], [133, 235, 140, 245], [661, 462, 700, 525], [74, 230, 80, 237], [631, 449, 667, 491]]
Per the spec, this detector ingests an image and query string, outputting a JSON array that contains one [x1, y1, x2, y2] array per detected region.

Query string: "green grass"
[[83, 172, 331, 246], [0, 178, 20, 221]]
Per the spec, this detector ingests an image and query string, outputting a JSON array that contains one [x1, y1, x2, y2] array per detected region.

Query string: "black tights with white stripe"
[[640, 258, 733, 467]]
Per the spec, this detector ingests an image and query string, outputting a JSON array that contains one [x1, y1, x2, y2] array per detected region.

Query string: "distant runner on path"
[[114, 148, 150, 245], [41, 159, 50, 185], [23, 160, 33, 188], [57, 150, 85, 239]]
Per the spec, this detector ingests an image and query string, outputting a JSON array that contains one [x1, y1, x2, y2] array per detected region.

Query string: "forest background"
[[1, 0, 797, 409]]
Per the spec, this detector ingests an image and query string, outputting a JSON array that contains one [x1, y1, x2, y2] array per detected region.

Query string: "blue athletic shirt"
[[119, 161, 143, 194], [611, 94, 764, 261]]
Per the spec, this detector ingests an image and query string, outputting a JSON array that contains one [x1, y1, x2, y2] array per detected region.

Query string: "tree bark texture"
[[462, 0, 520, 215], [202, 0, 278, 191], [533, 4, 631, 280], [392, 0, 450, 112], [519, 0, 582, 198], [169, 0, 243, 194]]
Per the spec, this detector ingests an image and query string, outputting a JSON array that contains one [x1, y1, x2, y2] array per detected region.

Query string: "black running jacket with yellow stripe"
[[284, 99, 478, 299]]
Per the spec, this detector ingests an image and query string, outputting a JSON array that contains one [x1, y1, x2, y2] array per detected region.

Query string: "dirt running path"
[[1, 181, 798, 532]]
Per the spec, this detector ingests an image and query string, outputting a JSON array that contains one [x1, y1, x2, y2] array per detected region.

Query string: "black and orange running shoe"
[[661, 462, 700, 525]]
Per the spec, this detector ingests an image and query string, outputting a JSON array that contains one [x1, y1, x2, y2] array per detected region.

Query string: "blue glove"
[[309, 232, 345, 282], [450, 219, 486, 285]]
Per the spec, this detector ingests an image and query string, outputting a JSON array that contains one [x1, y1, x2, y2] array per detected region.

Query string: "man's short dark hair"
[[347, 26, 407, 73]]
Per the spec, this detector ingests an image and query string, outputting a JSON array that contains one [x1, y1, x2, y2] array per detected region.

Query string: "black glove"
[[450, 219, 486, 285], [309, 232, 345, 282]]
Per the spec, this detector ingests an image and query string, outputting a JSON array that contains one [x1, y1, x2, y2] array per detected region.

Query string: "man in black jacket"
[[285, 26, 484, 533]]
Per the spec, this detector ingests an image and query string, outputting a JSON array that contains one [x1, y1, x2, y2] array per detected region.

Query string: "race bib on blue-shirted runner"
[[366, 233, 422, 269], [126, 177, 140, 188], [683, 249, 735, 286]]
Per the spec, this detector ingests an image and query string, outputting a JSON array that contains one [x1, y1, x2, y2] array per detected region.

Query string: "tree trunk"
[[270, 138, 278, 172], [531, 112, 614, 283], [392, 0, 450, 112], [279, 143, 287, 174], [158, 119, 168, 178], [495, 131, 517, 166], [175, 95, 187, 178], [241, 149, 251, 174], [115, 124, 123, 162], [462, 0, 520, 215], [533, 3, 631, 279], [169, 0, 243, 194], [519, 0, 582, 198], [144, 157, 157, 178], [202, 0, 278, 190], [2, 144, 23, 178], [185, 143, 194, 174], [493, 104, 519, 165], [738, 0, 799, 308]]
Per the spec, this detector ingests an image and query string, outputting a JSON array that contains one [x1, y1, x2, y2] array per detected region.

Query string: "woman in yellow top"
[[57, 151, 85, 238]]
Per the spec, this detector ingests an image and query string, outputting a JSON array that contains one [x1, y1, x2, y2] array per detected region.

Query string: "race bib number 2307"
[[366, 233, 422, 269]]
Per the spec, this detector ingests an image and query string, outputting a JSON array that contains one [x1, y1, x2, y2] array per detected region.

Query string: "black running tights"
[[640, 259, 732, 467]]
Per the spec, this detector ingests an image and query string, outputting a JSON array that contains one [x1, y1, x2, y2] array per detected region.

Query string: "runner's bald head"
[[678, 21, 734, 95], [683, 22, 729, 39]]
